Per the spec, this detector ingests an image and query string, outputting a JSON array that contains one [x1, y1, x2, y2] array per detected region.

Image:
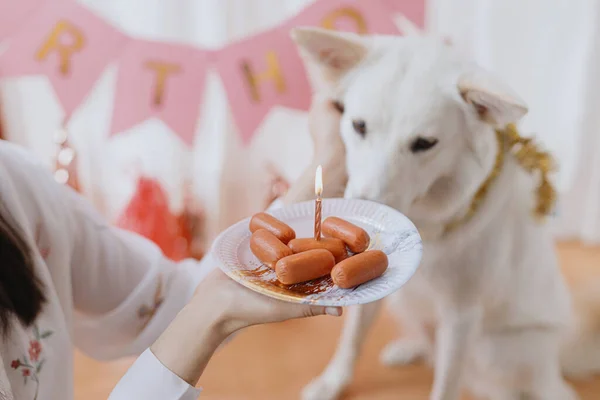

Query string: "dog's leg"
[[380, 334, 430, 367], [380, 290, 433, 367], [487, 384, 577, 400], [489, 329, 578, 400], [302, 301, 382, 400], [522, 361, 579, 400], [430, 307, 480, 400], [467, 328, 578, 400]]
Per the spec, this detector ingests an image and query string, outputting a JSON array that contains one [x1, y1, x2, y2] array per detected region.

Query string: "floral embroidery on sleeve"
[[10, 324, 53, 400], [137, 274, 164, 330]]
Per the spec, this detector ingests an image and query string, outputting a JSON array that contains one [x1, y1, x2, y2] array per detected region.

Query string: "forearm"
[[148, 268, 342, 387], [150, 301, 227, 386]]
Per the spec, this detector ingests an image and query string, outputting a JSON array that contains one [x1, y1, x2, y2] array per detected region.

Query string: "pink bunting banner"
[[215, 26, 312, 145], [0, 2, 128, 120], [110, 40, 210, 146], [288, 0, 400, 33], [216, 0, 401, 144], [0, 0, 47, 41], [0, 0, 426, 147]]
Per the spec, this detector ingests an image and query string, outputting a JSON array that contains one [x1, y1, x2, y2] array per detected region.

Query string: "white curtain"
[[430, 0, 600, 244], [2, 0, 600, 244]]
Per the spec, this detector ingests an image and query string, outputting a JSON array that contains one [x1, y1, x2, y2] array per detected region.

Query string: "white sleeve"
[[68, 186, 216, 360], [0, 143, 215, 360], [77, 196, 281, 356], [109, 349, 201, 400], [0, 142, 209, 399], [0, 142, 215, 360]]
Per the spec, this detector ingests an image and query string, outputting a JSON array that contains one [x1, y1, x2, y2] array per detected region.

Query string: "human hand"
[[151, 270, 342, 386], [308, 93, 345, 163], [191, 270, 342, 338], [282, 94, 348, 203]]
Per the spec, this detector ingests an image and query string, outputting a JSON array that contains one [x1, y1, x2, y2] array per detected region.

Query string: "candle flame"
[[315, 165, 323, 197]]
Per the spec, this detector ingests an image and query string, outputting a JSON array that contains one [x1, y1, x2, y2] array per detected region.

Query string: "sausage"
[[249, 212, 296, 244], [275, 249, 335, 285], [331, 250, 388, 289], [322, 216, 370, 253], [250, 229, 293, 269], [288, 237, 348, 263]]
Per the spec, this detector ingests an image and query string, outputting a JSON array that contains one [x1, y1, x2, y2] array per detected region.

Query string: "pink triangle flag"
[[288, 0, 400, 34], [215, 25, 312, 145], [0, 0, 47, 41], [215, 0, 402, 146], [110, 40, 209, 147], [0, 2, 128, 120]]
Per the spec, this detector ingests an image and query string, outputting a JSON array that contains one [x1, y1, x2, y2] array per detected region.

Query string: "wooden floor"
[[74, 241, 600, 399]]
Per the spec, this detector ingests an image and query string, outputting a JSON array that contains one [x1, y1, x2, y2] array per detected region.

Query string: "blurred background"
[[2, 0, 600, 398]]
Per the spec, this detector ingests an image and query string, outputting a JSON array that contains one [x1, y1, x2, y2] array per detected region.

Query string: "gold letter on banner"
[[36, 20, 86, 76], [145, 61, 181, 106], [321, 8, 368, 33], [241, 51, 286, 103]]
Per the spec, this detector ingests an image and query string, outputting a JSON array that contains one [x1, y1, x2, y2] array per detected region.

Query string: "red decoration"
[[116, 177, 188, 261]]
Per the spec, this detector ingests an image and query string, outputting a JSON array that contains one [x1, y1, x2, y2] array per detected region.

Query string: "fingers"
[[297, 305, 343, 318], [310, 92, 332, 108], [306, 306, 342, 317], [325, 307, 343, 317], [311, 91, 343, 115], [310, 94, 342, 120], [331, 100, 344, 114], [309, 94, 345, 158]]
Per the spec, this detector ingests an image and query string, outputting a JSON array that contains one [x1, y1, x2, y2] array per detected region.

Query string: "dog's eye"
[[352, 120, 367, 137], [410, 137, 438, 153]]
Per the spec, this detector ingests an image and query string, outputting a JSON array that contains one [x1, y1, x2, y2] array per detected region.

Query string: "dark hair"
[[0, 206, 45, 335]]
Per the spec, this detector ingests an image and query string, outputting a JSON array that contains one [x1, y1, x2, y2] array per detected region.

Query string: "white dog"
[[291, 27, 600, 400]]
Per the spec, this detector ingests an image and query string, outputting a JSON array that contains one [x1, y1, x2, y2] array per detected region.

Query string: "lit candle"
[[314, 165, 323, 240]]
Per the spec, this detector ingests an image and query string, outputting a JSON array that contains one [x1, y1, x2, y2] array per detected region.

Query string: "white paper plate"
[[211, 198, 422, 306]]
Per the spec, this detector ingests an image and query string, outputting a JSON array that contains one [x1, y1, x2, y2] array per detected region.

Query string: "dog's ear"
[[458, 69, 528, 127], [291, 27, 368, 84]]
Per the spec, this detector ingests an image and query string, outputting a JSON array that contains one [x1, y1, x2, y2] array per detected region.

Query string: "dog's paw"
[[380, 339, 426, 367], [301, 374, 348, 400]]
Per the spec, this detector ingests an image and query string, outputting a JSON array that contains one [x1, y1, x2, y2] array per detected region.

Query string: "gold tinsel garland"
[[502, 123, 557, 220], [444, 124, 557, 236]]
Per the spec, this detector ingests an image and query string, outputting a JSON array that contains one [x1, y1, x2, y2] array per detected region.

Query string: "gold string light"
[[53, 127, 80, 192]]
